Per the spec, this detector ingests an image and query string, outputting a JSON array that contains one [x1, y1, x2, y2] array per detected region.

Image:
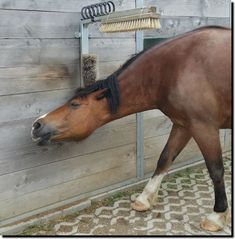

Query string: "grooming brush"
[[100, 7, 161, 33], [81, 54, 97, 87]]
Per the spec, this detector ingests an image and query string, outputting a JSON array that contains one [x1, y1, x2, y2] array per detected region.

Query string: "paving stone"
[[17, 156, 231, 236]]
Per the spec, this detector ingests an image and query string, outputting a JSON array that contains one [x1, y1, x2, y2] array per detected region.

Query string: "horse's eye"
[[70, 101, 80, 109]]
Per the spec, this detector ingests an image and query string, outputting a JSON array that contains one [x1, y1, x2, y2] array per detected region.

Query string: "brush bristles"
[[82, 54, 97, 87], [100, 18, 161, 33]]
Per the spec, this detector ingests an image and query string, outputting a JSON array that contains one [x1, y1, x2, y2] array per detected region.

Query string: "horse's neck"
[[105, 54, 162, 123]]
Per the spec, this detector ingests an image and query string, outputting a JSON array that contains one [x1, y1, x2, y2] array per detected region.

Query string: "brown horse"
[[31, 26, 231, 232]]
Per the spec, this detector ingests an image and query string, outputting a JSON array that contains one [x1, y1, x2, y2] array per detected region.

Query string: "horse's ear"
[[93, 88, 110, 101]]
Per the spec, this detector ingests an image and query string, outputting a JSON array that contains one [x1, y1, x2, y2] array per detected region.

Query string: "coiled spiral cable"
[[81, 1, 115, 21]]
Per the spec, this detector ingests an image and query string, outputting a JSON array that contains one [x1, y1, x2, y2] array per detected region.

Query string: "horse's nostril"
[[33, 121, 42, 131]]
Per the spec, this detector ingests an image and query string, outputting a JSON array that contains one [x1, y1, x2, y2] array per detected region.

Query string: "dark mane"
[[73, 51, 145, 114], [74, 74, 120, 114]]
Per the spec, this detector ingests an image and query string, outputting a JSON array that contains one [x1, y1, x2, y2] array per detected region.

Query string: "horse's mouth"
[[32, 132, 52, 145], [31, 122, 58, 145]]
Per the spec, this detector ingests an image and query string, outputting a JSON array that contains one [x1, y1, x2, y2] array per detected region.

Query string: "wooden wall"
[[0, 0, 231, 226]]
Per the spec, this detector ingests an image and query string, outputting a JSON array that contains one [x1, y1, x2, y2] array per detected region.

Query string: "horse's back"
[[161, 27, 231, 129]]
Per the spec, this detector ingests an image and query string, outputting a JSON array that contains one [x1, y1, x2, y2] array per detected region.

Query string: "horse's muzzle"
[[31, 120, 56, 145]]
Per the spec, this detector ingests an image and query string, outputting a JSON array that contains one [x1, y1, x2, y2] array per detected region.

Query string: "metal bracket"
[[74, 32, 81, 39]]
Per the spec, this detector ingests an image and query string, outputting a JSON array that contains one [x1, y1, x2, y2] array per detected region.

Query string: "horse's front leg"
[[131, 124, 191, 211], [190, 123, 230, 232]]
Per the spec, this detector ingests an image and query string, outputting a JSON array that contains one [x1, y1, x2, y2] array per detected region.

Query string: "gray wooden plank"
[[0, 37, 135, 94], [144, 130, 227, 174], [0, 38, 134, 67], [0, 64, 74, 80], [143, 109, 166, 119], [144, 115, 172, 138], [0, 129, 226, 221], [144, 16, 231, 38], [0, 143, 136, 202], [92, 37, 135, 79], [1, 129, 225, 221], [91, 38, 136, 79], [0, 10, 80, 39], [90, 38, 135, 62], [0, 8, 135, 39], [0, 114, 171, 175], [0, 89, 74, 123], [0, 65, 78, 96], [98, 60, 130, 79], [0, 157, 136, 221], [201, 0, 230, 18], [145, 0, 230, 17], [0, 39, 79, 67], [0, 117, 136, 175], [0, 39, 40, 67], [0, 1, 229, 39], [145, 0, 202, 16], [0, 116, 136, 154], [39, 39, 80, 64], [144, 136, 201, 172], [0, 0, 135, 13]]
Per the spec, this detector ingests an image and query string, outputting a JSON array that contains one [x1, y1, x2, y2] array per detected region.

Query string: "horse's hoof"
[[131, 200, 149, 212], [200, 209, 231, 232], [200, 218, 222, 232]]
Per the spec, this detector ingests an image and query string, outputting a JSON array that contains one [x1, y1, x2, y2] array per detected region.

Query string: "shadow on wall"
[[35, 64, 79, 89]]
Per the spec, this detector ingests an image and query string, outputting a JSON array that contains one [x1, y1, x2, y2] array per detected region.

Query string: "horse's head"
[[31, 78, 120, 144], [31, 89, 112, 144]]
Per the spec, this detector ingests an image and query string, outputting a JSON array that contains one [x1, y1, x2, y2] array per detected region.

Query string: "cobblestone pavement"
[[20, 155, 232, 236]]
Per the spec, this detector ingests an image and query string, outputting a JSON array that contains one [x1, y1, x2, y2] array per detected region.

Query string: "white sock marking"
[[206, 210, 229, 228], [136, 174, 166, 208]]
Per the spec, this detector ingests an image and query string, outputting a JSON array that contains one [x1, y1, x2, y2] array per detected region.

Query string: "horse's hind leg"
[[190, 123, 230, 232], [131, 124, 191, 211]]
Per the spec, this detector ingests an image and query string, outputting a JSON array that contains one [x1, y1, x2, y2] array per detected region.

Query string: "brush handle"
[[102, 6, 157, 19], [101, 12, 160, 24]]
